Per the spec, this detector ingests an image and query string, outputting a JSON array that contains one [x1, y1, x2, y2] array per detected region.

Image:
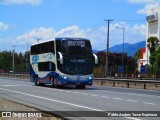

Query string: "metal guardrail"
[[114, 73, 160, 80], [0, 73, 160, 89], [0, 73, 30, 79], [93, 78, 160, 89]]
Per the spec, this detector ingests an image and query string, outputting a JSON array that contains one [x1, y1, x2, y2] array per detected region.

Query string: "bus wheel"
[[35, 77, 40, 86], [76, 85, 86, 89]]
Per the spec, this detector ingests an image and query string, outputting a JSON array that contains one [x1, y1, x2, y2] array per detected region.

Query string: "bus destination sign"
[[70, 59, 85, 63], [68, 41, 85, 47]]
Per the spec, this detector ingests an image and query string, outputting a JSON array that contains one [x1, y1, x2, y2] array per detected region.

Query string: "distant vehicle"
[[30, 38, 98, 89]]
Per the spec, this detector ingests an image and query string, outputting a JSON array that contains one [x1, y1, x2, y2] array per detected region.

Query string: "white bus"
[[30, 38, 98, 89]]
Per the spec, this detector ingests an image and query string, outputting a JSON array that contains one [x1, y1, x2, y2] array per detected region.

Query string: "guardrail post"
[[113, 82, 115, 87], [144, 84, 146, 89], [127, 83, 129, 88], [101, 81, 103, 85]]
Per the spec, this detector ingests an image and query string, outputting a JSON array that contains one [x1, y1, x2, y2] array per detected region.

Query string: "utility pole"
[[116, 26, 125, 74], [12, 45, 17, 74], [104, 19, 113, 77], [26, 35, 29, 74]]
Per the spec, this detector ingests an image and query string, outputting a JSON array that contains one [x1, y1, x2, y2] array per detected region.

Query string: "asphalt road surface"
[[0, 78, 160, 120]]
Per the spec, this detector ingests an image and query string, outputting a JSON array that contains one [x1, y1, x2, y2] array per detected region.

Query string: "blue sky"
[[0, 0, 159, 52]]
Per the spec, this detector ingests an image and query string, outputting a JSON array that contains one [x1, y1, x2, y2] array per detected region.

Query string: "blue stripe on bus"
[[30, 64, 92, 85]]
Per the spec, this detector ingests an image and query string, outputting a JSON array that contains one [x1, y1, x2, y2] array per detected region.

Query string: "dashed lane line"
[[101, 96, 110, 99], [0, 87, 102, 111], [126, 100, 138, 103], [91, 94, 98, 97], [0, 87, 142, 120], [1, 84, 157, 106], [113, 98, 123, 100], [0, 85, 30, 86], [143, 102, 156, 105], [33, 86, 157, 106]]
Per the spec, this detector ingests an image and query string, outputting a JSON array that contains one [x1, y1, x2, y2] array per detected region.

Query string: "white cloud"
[[137, 2, 159, 14], [15, 23, 146, 51], [127, 0, 159, 14], [0, 0, 42, 5], [109, 22, 146, 48], [0, 22, 9, 31], [17, 27, 55, 44]]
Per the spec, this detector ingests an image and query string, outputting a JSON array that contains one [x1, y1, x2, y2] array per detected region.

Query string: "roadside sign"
[[140, 65, 146, 74], [118, 65, 123, 74]]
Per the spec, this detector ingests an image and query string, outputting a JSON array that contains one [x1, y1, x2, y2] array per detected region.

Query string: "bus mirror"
[[93, 54, 98, 64], [58, 52, 63, 64]]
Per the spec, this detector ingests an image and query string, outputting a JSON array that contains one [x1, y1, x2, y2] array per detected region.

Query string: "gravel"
[[0, 97, 62, 120]]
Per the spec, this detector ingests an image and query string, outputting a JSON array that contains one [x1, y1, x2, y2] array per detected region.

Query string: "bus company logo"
[[2, 112, 11, 117], [42, 53, 53, 59], [32, 56, 39, 64]]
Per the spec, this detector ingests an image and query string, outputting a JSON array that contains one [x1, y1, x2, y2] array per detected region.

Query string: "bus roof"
[[31, 39, 54, 46], [31, 37, 90, 46]]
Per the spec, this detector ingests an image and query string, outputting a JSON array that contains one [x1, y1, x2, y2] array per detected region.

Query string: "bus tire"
[[35, 77, 39, 86]]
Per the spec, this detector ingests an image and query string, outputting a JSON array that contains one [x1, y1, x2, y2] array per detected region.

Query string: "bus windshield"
[[62, 57, 93, 75], [62, 40, 92, 55]]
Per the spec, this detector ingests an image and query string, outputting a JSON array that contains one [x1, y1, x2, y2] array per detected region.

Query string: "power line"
[[113, 19, 146, 22], [90, 19, 105, 29]]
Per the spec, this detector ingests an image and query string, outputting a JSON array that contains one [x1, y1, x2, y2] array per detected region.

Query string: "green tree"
[[0, 56, 5, 69], [145, 64, 152, 74], [147, 37, 159, 75], [147, 37, 159, 54], [149, 47, 160, 74], [134, 48, 141, 61]]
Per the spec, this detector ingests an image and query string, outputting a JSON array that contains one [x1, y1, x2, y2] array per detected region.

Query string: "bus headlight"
[[89, 76, 92, 80], [63, 76, 67, 79]]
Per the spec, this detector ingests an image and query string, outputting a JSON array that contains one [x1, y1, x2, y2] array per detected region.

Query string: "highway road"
[[0, 78, 160, 120]]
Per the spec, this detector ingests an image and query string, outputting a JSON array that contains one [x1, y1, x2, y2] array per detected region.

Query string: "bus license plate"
[[76, 82, 81, 85]]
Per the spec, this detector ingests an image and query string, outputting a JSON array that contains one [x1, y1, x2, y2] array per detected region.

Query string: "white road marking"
[[91, 95, 98, 97], [113, 98, 123, 100], [0, 85, 30, 86], [143, 102, 156, 105], [1, 80, 157, 107], [0, 87, 101, 111], [0, 79, 29, 84], [0, 87, 143, 120], [56, 89, 64, 92], [33, 87, 159, 107], [81, 93, 88, 95], [126, 92, 160, 98], [65, 91, 71, 93], [93, 85, 160, 98], [73, 92, 79, 94], [101, 96, 110, 99], [126, 100, 138, 103]]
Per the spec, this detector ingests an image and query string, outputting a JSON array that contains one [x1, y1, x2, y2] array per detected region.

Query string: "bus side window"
[[38, 62, 56, 71], [49, 41, 55, 54], [52, 63, 56, 71]]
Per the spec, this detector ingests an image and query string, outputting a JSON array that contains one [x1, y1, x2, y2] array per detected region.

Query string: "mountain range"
[[93, 41, 146, 57]]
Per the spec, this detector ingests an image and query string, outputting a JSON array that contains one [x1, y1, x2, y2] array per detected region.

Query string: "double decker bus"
[[30, 38, 98, 89]]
